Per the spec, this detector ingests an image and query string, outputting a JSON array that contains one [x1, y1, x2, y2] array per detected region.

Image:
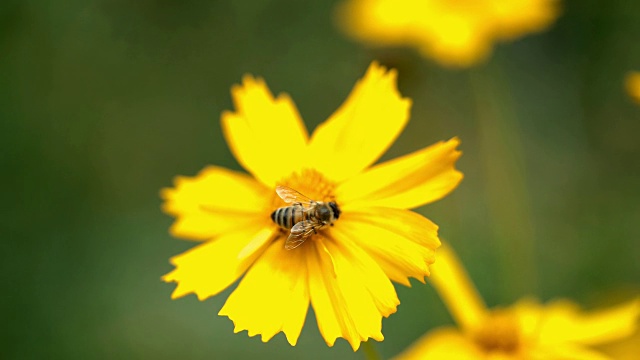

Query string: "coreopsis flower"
[[161, 62, 463, 350], [336, 0, 560, 67], [625, 71, 640, 103], [395, 244, 640, 359]]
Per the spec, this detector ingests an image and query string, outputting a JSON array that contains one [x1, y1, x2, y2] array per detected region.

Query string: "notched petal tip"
[[217, 240, 310, 348], [348, 338, 362, 352], [337, 136, 464, 209], [159, 187, 174, 201], [308, 59, 412, 181], [284, 332, 300, 346], [222, 71, 309, 187], [163, 271, 215, 301], [382, 306, 399, 318], [232, 75, 269, 97], [364, 61, 406, 99]]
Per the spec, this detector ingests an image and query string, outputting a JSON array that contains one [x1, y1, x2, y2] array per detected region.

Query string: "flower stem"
[[361, 340, 382, 360]]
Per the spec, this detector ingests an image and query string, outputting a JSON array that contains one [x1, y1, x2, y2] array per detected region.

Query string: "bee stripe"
[[292, 206, 299, 228], [287, 207, 294, 228], [272, 204, 324, 230], [280, 208, 286, 228], [295, 205, 305, 227]]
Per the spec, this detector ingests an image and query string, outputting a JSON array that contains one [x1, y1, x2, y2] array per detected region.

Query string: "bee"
[[270, 185, 341, 250]]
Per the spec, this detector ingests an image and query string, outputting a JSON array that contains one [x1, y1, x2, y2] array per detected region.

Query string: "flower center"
[[271, 169, 337, 208], [472, 310, 521, 354]]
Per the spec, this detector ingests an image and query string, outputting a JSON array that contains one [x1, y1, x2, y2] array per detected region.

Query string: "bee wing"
[[276, 185, 315, 206], [285, 220, 319, 250]]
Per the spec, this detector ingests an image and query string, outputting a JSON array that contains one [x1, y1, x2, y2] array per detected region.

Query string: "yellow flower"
[[597, 326, 640, 360], [336, 0, 560, 67], [395, 244, 640, 359], [161, 62, 463, 350], [625, 71, 640, 103]]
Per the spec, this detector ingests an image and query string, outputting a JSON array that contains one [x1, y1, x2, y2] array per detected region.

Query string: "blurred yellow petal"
[[537, 298, 640, 346], [332, 207, 439, 286], [308, 237, 392, 351], [393, 328, 483, 360], [489, 0, 560, 39], [221, 76, 309, 187], [307, 62, 411, 182], [337, 137, 462, 209], [415, 3, 494, 67], [420, 28, 493, 68], [218, 237, 309, 346], [337, 0, 409, 45], [162, 225, 276, 300], [509, 297, 544, 340], [533, 343, 612, 360], [336, 0, 560, 67], [161, 166, 269, 240], [596, 326, 640, 360], [429, 243, 488, 332], [625, 71, 640, 104]]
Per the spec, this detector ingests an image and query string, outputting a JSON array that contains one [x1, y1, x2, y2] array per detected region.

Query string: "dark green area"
[[2, 0, 639, 359]]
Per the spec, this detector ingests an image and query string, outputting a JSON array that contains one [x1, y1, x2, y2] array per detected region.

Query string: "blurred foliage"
[[2, 0, 639, 359]]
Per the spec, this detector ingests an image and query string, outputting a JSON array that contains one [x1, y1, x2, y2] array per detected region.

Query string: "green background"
[[2, 0, 639, 359]]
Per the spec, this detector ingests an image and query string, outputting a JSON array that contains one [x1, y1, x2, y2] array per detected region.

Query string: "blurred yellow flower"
[[337, 0, 560, 67], [161, 62, 463, 350], [625, 71, 640, 103], [395, 244, 640, 359], [597, 326, 640, 360]]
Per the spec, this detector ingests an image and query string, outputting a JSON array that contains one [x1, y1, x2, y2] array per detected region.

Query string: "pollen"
[[272, 169, 337, 208], [472, 309, 521, 354]]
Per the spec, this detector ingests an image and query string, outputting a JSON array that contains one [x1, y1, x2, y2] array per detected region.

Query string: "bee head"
[[328, 202, 341, 220]]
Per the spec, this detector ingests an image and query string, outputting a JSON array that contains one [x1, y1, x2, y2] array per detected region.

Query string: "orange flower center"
[[472, 310, 521, 354], [269, 169, 340, 247], [271, 169, 337, 209]]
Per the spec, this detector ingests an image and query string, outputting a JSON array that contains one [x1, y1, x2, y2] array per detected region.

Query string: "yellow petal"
[[336, 0, 413, 46], [429, 242, 488, 332], [533, 343, 612, 360], [221, 76, 309, 187], [162, 225, 276, 300], [307, 62, 411, 182], [596, 326, 640, 360], [489, 0, 561, 40], [417, 8, 494, 68], [308, 236, 395, 351], [509, 297, 544, 341], [161, 166, 269, 240], [328, 229, 401, 317], [393, 327, 484, 360], [218, 237, 310, 346], [331, 207, 439, 286], [626, 71, 640, 104], [336, 137, 462, 210], [536, 298, 640, 346]]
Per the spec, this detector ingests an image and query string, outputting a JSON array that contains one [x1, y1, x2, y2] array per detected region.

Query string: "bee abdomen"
[[271, 205, 306, 229]]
